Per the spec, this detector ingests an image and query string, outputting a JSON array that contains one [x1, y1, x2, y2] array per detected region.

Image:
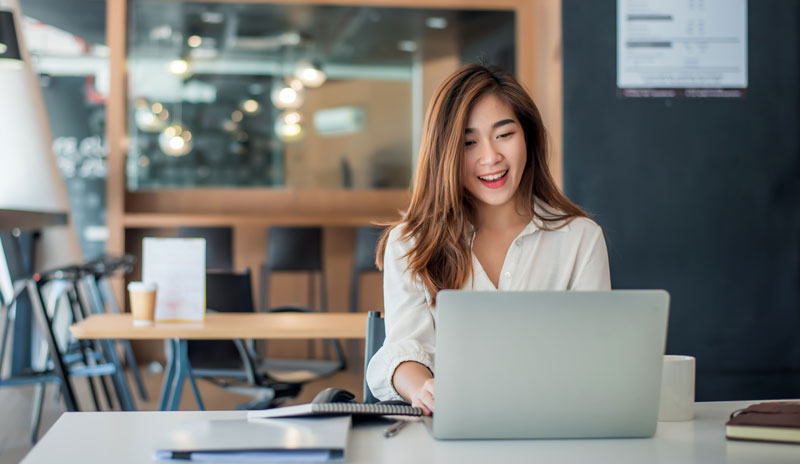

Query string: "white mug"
[[658, 355, 695, 421]]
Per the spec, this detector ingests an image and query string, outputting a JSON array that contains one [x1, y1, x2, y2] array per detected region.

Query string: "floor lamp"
[[0, 0, 81, 373]]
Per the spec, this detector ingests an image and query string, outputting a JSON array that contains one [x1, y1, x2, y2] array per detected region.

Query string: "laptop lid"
[[432, 290, 670, 440]]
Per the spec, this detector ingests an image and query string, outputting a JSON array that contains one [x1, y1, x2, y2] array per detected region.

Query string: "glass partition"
[[126, 1, 515, 190]]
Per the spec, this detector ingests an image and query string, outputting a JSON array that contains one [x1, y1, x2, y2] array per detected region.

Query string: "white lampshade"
[[0, 0, 81, 268]]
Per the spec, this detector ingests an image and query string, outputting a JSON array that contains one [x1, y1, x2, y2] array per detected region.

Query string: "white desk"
[[22, 401, 800, 463]]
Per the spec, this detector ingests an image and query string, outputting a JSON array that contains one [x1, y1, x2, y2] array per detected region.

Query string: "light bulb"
[[241, 99, 260, 114], [275, 113, 304, 142], [158, 124, 193, 156], [270, 84, 304, 109], [169, 59, 189, 75], [295, 61, 327, 88], [187, 35, 203, 48]]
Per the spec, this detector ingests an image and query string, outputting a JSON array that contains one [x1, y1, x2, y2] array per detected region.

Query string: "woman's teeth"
[[478, 170, 508, 181]]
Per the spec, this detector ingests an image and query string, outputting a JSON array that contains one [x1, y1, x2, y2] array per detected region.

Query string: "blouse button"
[[504, 271, 511, 279], [515, 239, 522, 247]]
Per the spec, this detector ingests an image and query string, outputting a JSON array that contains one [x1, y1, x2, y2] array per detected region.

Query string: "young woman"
[[366, 64, 611, 415]]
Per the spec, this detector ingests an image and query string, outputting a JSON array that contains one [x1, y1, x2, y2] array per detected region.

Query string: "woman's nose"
[[478, 142, 502, 165]]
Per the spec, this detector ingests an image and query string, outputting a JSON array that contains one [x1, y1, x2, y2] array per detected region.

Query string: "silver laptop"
[[429, 290, 669, 440]]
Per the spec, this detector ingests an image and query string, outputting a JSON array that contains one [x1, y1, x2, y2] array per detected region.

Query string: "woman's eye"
[[465, 140, 476, 147], [497, 132, 514, 139]]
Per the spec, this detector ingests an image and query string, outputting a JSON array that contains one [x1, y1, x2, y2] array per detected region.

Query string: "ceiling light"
[[200, 12, 224, 24], [168, 59, 189, 75], [241, 99, 260, 114], [149, 25, 173, 41], [275, 111, 305, 142], [134, 99, 167, 132], [425, 17, 448, 29], [281, 111, 302, 125], [222, 120, 238, 132], [295, 60, 327, 88], [187, 35, 203, 48], [279, 32, 302, 46], [270, 85, 304, 110], [286, 77, 304, 91], [158, 124, 193, 157], [397, 40, 418, 53]]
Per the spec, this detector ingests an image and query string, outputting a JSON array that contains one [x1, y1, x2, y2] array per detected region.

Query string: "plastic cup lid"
[[127, 281, 157, 292]]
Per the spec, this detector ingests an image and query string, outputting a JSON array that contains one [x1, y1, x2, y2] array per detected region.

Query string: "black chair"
[[178, 226, 233, 271], [0, 241, 63, 444], [349, 226, 384, 314], [260, 227, 326, 314], [188, 270, 253, 373], [80, 256, 148, 402], [363, 311, 385, 404], [187, 269, 302, 408], [1, 236, 136, 441], [256, 226, 346, 395]]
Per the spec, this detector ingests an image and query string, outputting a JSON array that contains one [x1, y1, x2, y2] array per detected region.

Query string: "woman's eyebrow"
[[493, 119, 516, 129], [465, 119, 517, 134]]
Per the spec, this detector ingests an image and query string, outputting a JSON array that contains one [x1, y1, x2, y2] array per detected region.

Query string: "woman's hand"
[[410, 378, 435, 415], [392, 361, 435, 415]]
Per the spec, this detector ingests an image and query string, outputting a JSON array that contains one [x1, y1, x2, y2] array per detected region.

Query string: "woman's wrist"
[[392, 361, 433, 403]]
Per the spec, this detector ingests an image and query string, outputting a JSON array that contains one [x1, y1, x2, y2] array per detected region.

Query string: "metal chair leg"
[[27, 279, 79, 412], [158, 340, 178, 411], [64, 287, 103, 411], [30, 382, 46, 444], [96, 277, 149, 401]]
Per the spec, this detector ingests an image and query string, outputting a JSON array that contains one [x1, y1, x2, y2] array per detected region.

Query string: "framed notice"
[[142, 238, 206, 322], [617, 0, 748, 97]]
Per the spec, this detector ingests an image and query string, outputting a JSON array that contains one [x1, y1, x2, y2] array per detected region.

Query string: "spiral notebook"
[[247, 402, 423, 419]]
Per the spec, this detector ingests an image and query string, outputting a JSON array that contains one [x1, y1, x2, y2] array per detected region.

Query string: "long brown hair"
[[377, 64, 586, 304]]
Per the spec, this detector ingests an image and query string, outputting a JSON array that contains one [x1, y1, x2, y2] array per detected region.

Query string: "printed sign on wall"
[[617, 0, 748, 97]]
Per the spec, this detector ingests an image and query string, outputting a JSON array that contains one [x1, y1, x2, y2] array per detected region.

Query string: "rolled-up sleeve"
[[366, 225, 436, 402], [569, 220, 611, 291]]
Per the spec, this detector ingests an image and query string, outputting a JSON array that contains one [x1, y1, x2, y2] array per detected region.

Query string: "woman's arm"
[[393, 361, 435, 415], [570, 221, 611, 290], [366, 226, 436, 405]]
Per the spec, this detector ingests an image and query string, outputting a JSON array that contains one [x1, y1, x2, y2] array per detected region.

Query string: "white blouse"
[[365, 214, 612, 402]]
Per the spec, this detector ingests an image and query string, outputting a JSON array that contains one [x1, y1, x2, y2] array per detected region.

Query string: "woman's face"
[[461, 93, 527, 212]]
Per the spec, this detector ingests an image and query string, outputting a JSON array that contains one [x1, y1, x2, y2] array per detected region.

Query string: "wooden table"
[[70, 312, 368, 411]]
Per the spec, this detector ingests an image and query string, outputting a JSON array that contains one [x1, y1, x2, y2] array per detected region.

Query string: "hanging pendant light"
[[294, 60, 326, 88], [158, 124, 193, 157], [274, 110, 304, 142], [270, 81, 304, 110]]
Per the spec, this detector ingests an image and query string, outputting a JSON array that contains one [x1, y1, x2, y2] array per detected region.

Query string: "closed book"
[[248, 401, 423, 420], [726, 401, 800, 444]]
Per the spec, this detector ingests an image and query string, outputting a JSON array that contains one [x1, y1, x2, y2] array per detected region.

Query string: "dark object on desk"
[[726, 401, 800, 444], [314, 387, 356, 403]]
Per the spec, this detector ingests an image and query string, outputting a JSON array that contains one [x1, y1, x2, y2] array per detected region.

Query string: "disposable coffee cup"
[[128, 282, 157, 326], [658, 355, 695, 421]]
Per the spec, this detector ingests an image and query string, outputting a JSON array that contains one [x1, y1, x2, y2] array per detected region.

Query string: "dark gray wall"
[[563, 0, 800, 400]]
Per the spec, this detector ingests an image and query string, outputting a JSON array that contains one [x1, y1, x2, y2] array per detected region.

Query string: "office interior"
[[0, 0, 798, 460]]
